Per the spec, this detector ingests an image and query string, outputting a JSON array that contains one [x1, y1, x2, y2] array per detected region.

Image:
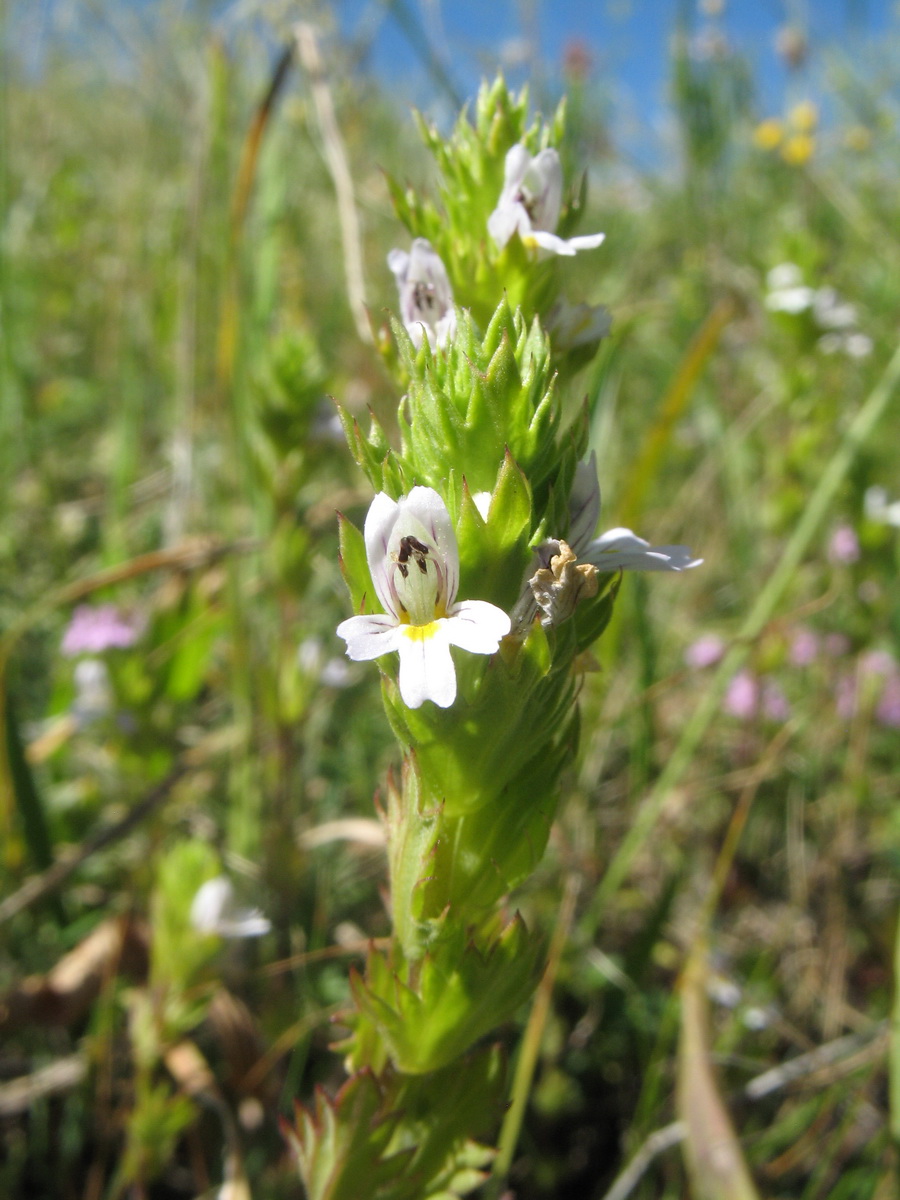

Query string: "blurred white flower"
[[864, 485, 900, 527], [827, 523, 861, 565], [72, 658, 113, 725], [764, 263, 815, 314], [190, 877, 271, 938], [387, 238, 456, 349], [813, 287, 857, 330], [488, 145, 605, 258], [298, 637, 353, 688]]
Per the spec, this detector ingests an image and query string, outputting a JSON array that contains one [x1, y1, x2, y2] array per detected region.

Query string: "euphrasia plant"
[[287, 78, 700, 1198]]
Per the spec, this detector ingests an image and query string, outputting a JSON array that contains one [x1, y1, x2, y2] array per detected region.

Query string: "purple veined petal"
[[336, 614, 403, 661], [364, 493, 402, 616], [446, 600, 511, 654], [397, 486, 460, 606], [567, 452, 601, 556], [396, 621, 456, 708], [526, 148, 563, 231], [584, 528, 702, 572]]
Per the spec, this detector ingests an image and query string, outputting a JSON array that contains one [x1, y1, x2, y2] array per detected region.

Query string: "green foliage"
[[5, 10, 900, 1200], [287, 1046, 505, 1200], [148, 840, 221, 1034], [348, 914, 541, 1074]]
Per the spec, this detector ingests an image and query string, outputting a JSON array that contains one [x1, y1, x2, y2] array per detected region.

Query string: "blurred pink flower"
[[860, 649, 896, 679], [684, 634, 726, 669], [824, 633, 851, 658], [789, 627, 819, 667], [762, 680, 791, 722], [876, 674, 900, 729], [828, 524, 860, 565], [61, 604, 142, 656], [724, 670, 759, 720], [835, 672, 856, 720]]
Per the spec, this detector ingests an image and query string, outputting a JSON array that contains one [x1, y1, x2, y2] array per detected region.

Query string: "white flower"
[[812, 287, 857, 330], [565, 456, 702, 573], [511, 459, 701, 634], [766, 263, 803, 291], [488, 144, 605, 258], [387, 238, 457, 349], [190, 877, 271, 939], [865, 485, 900, 527], [72, 658, 112, 726], [336, 487, 511, 709]]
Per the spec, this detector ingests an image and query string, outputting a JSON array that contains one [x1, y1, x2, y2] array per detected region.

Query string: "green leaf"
[[351, 915, 541, 1074], [338, 512, 374, 614]]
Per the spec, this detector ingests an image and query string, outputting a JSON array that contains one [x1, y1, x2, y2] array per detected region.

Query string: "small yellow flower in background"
[[781, 133, 815, 166], [844, 125, 873, 152], [789, 100, 818, 134], [753, 118, 784, 150]]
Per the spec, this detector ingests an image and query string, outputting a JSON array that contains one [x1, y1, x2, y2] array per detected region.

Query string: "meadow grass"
[[2, 5, 900, 1198]]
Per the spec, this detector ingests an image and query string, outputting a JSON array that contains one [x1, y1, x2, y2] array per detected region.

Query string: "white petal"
[[526, 229, 578, 256], [336, 614, 403, 660], [488, 199, 525, 250], [526, 148, 563, 231], [434, 307, 457, 348], [191, 878, 233, 934], [386, 247, 409, 284], [526, 229, 605, 257], [564, 232, 606, 251], [472, 491, 492, 521], [216, 911, 272, 938], [588, 527, 651, 554], [502, 142, 532, 191], [567, 453, 601, 555], [396, 622, 456, 708], [364, 493, 401, 616], [446, 600, 511, 654]]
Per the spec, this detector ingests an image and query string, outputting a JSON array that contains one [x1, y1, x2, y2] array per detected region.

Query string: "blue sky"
[[337, 0, 896, 160]]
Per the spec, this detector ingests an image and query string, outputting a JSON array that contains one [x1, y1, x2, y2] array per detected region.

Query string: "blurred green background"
[[2, 2, 900, 1197]]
